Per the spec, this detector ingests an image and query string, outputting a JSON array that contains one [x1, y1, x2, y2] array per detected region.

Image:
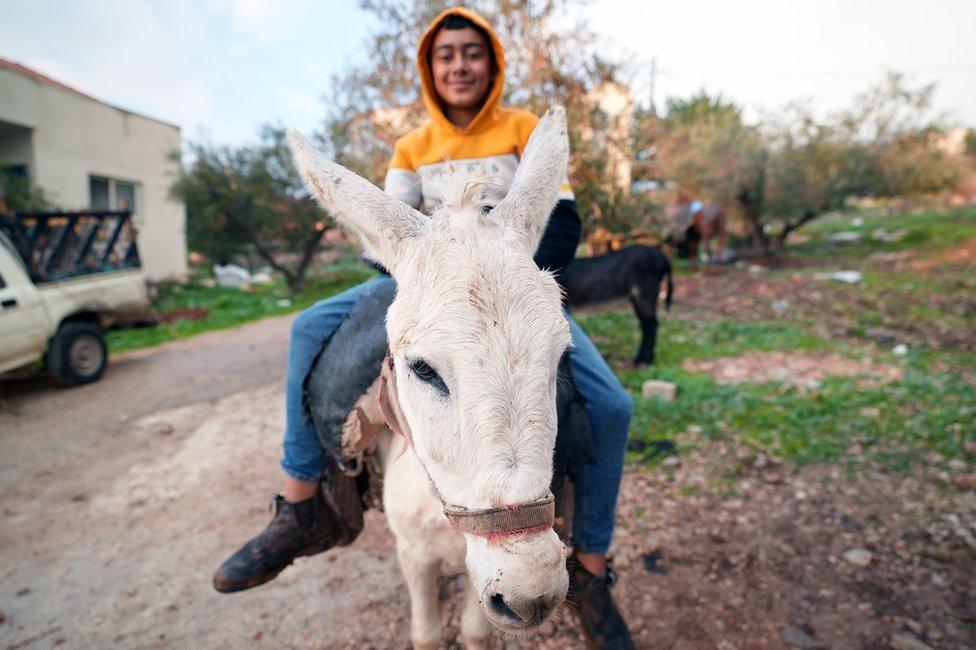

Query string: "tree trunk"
[[287, 229, 326, 292], [220, 211, 322, 293], [736, 187, 771, 258], [775, 210, 819, 249]]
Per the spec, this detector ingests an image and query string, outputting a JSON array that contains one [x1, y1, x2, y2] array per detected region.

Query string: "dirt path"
[[0, 315, 292, 488], [1, 315, 417, 648], [1, 313, 974, 648]]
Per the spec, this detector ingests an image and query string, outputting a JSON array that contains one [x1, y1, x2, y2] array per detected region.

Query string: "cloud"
[[1, 0, 218, 130], [206, 0, 313, 44], [585, 0, 976, 125], [276, 88, 321, 118], [229, 42, 251, 59]]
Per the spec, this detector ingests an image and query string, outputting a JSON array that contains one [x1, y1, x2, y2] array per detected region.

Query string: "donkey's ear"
[[287, 130, 425, 269], [488, 107, 569, 256]]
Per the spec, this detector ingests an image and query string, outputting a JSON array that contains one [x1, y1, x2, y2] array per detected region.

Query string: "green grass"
[[790, 206, 976, 260], [789, 208, 976, 362], [580, 203, 976, 470], [105, 207, 975, 476], [107, 260, 376, 353], [575, 309, 976, 472], [581, 312, 826, 365]]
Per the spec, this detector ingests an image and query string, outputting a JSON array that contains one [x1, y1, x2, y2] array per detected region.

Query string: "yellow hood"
[[416, 7, 506, 135]]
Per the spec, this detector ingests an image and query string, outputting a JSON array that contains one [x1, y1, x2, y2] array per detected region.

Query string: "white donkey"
[[288, 107, 572, 648]]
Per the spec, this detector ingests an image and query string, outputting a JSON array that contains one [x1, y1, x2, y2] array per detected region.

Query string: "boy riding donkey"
[[214, 8, 635, 647]]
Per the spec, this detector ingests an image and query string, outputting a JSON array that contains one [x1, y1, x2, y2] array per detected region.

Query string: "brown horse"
[[670, 201, 727, 269]]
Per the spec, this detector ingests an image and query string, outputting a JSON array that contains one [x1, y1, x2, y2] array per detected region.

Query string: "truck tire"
[[47, 322, 107, 386]]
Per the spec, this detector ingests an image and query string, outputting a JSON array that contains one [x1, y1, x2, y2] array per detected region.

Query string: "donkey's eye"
[[409, 359, 450, 397]]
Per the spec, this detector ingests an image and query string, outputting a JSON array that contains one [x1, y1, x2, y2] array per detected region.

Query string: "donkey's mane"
[[421, 164, 500, 216]]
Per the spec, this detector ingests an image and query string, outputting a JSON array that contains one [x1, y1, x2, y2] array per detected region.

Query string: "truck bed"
[[1, 211, 141, 283]]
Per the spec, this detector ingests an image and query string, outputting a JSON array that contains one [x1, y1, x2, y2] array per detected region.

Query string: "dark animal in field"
[[561, 244, 673, 366], [670, 201, 728, 268]]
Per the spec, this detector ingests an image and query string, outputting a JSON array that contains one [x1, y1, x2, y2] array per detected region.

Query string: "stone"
[[827, 231, 862, 244], [843, 548, 873, 567], [780, 626, 823, 648], [832, 270, 862, 283], [871, 227, 906, 243], [865, 327, 898, 346], [642, 379, 677, 401], [151, 422, 174, 436], [815, 270, 862, 283], [952, 474, 976, 490], [771, 298, 791, 315], [890, 633, 933, 650], [892, 344, 908, 357], [901, 618, 923, 635]]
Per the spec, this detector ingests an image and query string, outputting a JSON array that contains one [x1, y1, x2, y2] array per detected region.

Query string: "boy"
[[214, 8, 633, 647]]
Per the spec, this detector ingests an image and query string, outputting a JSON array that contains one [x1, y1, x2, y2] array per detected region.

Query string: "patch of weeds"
[[676, 484, 701, 497], [796, 207, 976, 260], [631, 361, 974, 470], [579, 302, 976, 471], [574, 312, 825, 368], [108, 262, 376, 352]]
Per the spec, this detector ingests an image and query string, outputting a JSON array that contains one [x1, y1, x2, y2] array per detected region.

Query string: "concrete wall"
[[586, 82, 633, 192], [0, 67, 187, 281]]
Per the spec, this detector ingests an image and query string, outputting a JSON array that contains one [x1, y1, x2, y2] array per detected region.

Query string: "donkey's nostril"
[[487, 593, 559, 627], [488, 593, 522, 623]]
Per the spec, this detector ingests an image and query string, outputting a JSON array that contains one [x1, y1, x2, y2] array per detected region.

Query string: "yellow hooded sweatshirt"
[[383, 7, 575, 213]]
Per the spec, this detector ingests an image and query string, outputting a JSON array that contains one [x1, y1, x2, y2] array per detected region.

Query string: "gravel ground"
[[1, 310, 974, 649]]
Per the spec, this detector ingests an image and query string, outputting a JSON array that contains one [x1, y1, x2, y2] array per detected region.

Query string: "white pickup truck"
[[0, 211, 150, 386]]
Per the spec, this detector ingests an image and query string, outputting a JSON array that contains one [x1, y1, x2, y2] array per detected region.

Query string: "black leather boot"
[[212, 486, 358, 593], [567, 553, 635, 649]]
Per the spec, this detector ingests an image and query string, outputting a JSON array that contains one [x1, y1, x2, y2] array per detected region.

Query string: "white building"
[[0, 57, 187, 281], [586, 81, 634, 192]]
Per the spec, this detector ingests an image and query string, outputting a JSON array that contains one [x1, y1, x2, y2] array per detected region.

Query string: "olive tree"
[[657, 73, 963, 256], [171, 125, 328, 291]]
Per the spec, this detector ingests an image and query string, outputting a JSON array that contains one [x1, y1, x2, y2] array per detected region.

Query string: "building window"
[[90, 177, 110, 210], [89, 176, 138, 214], [3, 164, 28, 180]]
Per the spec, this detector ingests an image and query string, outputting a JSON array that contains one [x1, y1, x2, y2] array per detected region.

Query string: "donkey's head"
[[289, 108, 570, 631]]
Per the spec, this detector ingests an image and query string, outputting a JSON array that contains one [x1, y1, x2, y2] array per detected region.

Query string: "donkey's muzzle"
[[486, 588, 563, 629], [468, 526, 568, 632]]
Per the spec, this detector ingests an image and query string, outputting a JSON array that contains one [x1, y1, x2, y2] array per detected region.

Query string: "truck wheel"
[[47, 322, 107, 386]]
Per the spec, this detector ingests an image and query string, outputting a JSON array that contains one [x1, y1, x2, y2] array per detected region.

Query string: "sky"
[[2, 0, 974, 147]]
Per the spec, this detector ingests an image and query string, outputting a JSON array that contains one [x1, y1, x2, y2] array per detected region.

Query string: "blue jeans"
[[280, 276, 633, 554]]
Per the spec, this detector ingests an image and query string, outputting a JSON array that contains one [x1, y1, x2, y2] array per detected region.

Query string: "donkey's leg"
[[629, 288, 659, 366], [460, 573, 490, 648], [396, 543, 442, 649]]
